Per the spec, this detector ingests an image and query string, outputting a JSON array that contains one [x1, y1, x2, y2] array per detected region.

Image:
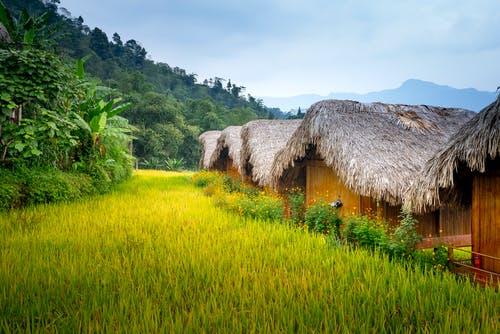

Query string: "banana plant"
[[72, 57, 131, 157], [73, 97, 131, 156], [165, 157, 185, 171]]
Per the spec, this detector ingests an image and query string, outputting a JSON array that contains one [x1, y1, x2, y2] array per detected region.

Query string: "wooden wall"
[[472, 164, 500, 273], [226, 158, 240, 180], [439, 206, 471, 236], [414, 211, 439, 237], [304, 159, 443, 236], [305, 160, 361, 217], [280, 161, 306, 191]]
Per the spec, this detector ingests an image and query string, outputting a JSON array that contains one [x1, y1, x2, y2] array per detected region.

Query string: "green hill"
[[3, 0, 284, 168]]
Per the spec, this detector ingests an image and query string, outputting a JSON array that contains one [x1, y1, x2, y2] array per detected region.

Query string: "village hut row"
[[199, 97, 498, 272], [269, 100, 475, 239], [201, 120, 302, 187]]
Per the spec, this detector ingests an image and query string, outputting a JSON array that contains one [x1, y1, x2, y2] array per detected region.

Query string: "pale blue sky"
[[59, 0, 500, 97]]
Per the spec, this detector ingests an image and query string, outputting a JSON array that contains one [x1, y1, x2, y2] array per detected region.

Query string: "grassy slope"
[[0, 170, 498, 332]]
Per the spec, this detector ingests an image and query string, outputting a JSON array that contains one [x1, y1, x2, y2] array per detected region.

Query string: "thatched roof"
[[0, 22, 10, 43], [198, 130, 222, 169], [407, 95, 500, 212], [240, 119, 302, 187], [271, 99, 474, 204], [209, 126, 243, 170]]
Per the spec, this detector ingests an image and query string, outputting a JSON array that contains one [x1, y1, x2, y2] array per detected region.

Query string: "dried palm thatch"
[[209, 126, 243, 171], [407, 95, 500, 212], [240, 119, 302, 187], [198, 130, 222, 169], [0, 22, 10, 43], [271, 99, 474, 204]]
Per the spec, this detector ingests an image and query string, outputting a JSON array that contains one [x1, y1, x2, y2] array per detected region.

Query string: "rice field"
[[0, 170, 498, 332]]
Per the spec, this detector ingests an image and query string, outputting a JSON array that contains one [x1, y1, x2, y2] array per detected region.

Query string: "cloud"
[[59, 0, 500, 95]]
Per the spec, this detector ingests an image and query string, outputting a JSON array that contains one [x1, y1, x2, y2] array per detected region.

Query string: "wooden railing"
[[417, 234, 471, 249], [447, 246, 500, 287]]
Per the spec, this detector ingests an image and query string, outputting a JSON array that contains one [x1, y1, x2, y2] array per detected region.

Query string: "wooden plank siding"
[[226, 158, 240, 180], [472, 170, 500, 273], [417, 206, 472, 248], [304, 159, 443, 236], [439, 206, 471, 236], [413, 211, 440, 237], [305, 160, 363, 217]]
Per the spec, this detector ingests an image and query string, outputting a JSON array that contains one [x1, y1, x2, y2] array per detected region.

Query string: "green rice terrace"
[[0, 171, 498, 332]]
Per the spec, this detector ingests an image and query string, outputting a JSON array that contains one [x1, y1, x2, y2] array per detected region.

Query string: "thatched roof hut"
[[198, 130, 222, 169], [406, 96, 499, 273], [240, 119, 302, 187], [271, 99, 475, 205], [407, 95, 500, 212], [209, 126, 243, 176], [0, 22, 10, 43]]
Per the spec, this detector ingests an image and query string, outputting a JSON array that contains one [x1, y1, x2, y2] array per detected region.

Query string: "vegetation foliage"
[[0, 0, 134, 210], [193, 170, 284, 221], [287, 187, 306, 226], [2, 0, 286, 169], [194, 172, 462, 271], [0, 171, 497, 332], [304, 200, 342, 237]]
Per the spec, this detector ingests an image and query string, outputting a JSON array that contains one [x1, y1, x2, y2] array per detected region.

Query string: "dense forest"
[[2, 0, 285, 169]]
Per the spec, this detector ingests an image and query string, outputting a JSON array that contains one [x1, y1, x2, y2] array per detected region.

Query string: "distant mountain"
[[260, 79, 498, 113]]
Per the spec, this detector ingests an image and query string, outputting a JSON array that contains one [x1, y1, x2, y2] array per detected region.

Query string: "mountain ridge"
[[260, 79, 498, 112]]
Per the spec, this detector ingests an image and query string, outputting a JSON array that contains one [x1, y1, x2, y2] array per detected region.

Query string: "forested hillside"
[[3, 0, 284, 168]]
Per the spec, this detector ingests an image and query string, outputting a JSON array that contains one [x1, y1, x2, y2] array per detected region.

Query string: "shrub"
[[216, 188, 284, 222], [192, 170, 219, 188], [193, 171, 227, 197], [221, 175, 260, 197], [412, 244, 449, 271], [0, 167, 102, 210], [0, 169, 22, 210], [22, 168, 78, 205], [304, 200, 342, 236], [244, 193, 284, 221], [191, 171, 284, 221], [343, 214, 388, 250], [140, 157, 164, 170], [386, 210, 422, 259], [287, 188, 305, 226]]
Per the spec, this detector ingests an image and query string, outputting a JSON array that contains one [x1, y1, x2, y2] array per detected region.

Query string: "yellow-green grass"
[[0, 170, 498, 332]]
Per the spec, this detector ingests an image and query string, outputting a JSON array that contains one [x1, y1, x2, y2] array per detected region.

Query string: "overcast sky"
[[58, 0, 500, 97]]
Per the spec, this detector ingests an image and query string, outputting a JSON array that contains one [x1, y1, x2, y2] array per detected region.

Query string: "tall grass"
[[0, 170, 498, 332]]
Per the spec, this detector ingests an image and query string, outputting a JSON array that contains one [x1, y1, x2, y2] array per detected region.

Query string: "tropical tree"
[[0, 47, 81, 164]]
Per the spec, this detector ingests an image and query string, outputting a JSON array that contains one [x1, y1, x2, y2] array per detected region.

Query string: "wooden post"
[[447, 246, 454, 270]]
